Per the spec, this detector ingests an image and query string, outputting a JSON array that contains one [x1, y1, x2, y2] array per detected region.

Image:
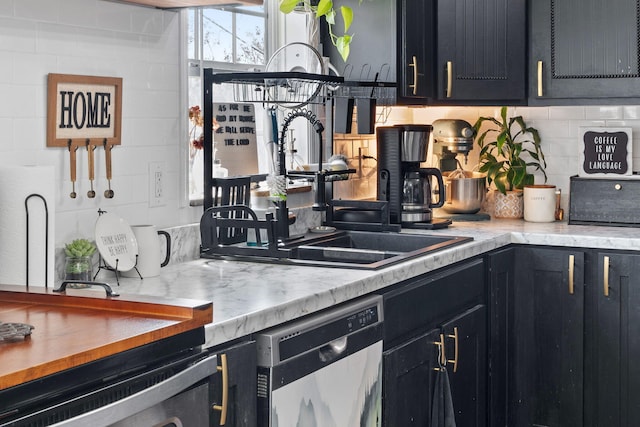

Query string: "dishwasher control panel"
[[255, 294, 383, 366]]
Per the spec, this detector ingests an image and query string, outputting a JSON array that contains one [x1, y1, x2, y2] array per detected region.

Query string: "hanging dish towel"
[[431, 366, 457, 427]]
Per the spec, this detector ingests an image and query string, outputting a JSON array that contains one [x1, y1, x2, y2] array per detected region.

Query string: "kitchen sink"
[[284, 230, 472, 269], [202, 229, 473, 270]]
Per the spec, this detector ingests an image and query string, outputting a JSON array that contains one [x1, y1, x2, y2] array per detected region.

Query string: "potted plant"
[[64, 238, 97, 282], [473, 106, 547, 218]]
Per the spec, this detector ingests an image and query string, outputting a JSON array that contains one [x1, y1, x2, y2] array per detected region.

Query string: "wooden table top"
[[0, 284, 213, 390]]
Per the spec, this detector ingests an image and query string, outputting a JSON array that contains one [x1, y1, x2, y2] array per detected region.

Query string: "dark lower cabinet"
[[383, 328, 441, 426], [211, 340, 257, 427], [489, 246, 640, 427], [380, 259, 487, 427], [585, 252, 640, 427]]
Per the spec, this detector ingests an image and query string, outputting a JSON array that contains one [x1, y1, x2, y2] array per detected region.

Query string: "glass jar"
[[64, 256, 93, 282]]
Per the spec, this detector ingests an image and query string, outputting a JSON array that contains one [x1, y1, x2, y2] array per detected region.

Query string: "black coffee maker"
[[377, 125, 450, 228]]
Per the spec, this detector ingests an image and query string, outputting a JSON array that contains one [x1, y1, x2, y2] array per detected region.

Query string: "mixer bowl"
[[442, 171, 487, 214]]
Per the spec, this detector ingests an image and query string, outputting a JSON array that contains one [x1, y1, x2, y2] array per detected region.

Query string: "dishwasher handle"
[[318, 336, 348, 362], [49, 354, 218, 427]]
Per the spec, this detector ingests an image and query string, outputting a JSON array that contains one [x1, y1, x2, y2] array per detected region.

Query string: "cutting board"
[[0, 284, 213, 390]]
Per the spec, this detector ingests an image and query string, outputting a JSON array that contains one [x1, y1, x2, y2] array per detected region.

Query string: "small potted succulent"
[[64, 238, 97, 282], [473, 106, 547, 218]]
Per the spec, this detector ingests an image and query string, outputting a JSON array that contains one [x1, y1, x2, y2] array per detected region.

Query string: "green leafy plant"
[[64, 239, 97, 258], [473, 106, 547, 194], [279, 0, 355, 62]]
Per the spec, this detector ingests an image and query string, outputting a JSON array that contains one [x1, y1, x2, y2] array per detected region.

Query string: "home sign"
[[47, 73, 122, 148], [579, 127, 632, 177]]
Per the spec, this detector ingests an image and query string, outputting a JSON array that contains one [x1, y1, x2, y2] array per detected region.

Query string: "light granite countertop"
[[93, 219, 640, 349]]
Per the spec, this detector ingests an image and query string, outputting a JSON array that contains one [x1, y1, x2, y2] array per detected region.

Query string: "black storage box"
[[569, 175, 640, 226]]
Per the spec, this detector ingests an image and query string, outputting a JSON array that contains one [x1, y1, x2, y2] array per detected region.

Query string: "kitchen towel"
[[0, 165, 55, 287], [431, 366, 457, 427]]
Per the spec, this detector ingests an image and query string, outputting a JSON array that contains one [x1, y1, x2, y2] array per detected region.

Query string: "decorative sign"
[[212, 102, 258, 176], [579, 127, 632, 177], [47, 73, 122, 148]]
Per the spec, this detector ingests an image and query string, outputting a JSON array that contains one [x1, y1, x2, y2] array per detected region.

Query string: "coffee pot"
[[401, 169, 445, 223]]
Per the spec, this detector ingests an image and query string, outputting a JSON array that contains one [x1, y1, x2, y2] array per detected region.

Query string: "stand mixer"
[[431, 119, 475, 172], [432, 119, 488, 217]]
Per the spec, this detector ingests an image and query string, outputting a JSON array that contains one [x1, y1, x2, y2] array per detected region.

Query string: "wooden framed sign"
[[579, 127, 632, 177], [47, 73, 122, 148]]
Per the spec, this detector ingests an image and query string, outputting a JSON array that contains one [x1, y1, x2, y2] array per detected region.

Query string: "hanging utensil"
[[68, 141, 78, 199], [86, 141, 96, 198], [103, 140, 114, 198]]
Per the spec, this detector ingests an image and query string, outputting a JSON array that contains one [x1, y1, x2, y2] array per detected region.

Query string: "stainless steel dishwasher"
[[256, 294, 383, 427]]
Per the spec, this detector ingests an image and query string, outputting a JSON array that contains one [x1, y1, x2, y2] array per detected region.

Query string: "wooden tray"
[[0, 284, 212, 390]]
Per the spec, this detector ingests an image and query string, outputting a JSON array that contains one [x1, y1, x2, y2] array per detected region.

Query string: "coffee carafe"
[[377, 124, 449, 228], [402, 169, 445, 223]]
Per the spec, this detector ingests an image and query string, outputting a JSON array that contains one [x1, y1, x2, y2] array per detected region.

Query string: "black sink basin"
[[283, 230, 473, 269]]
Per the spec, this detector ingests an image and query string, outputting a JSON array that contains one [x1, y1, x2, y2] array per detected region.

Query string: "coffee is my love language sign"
[[579, 127, 632, 177]]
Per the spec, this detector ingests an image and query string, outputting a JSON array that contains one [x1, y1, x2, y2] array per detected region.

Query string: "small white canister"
[[523, 184, 557, 222]]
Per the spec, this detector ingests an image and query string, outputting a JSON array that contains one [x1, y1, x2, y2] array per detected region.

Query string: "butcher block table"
[[0, 284, 213, 391]]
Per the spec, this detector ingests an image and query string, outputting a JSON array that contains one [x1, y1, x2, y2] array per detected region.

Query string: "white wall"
[[0, 0, 200, 248], [412, 105, 640, 210]]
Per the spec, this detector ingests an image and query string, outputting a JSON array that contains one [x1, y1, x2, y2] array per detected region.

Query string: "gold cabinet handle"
[[409, 55, 418, 95], [568, 254, 575, 295], [446, 61, 453, 98], [446, 327, 459, 373], [537, 60, 543, 97], [212, 353, 229, 425], [603, 256, 610, 297]]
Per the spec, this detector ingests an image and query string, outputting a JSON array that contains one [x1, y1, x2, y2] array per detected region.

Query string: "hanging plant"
[[279, 0, 356, 62]]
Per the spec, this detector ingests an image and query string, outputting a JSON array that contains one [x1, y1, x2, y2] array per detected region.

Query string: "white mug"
[[122, 225, 171, 278], [523, 185, 557, 222]]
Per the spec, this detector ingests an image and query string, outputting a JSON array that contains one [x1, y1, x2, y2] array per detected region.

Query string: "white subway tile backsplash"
[[584, 105, 623, 120], [623, 105, 640, 119]]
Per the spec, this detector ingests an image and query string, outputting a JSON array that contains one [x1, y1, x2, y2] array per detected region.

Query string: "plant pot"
[[493, 189, 524, 219], [64, 256, 93, 282]]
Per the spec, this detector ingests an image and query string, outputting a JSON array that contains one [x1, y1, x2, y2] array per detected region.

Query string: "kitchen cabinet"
[[380, 259, 487, 426], [585, 252, 640, 426], [489, 246, 640, 427], [324, 0, 526, 105], [530, 0, 640, 104], [434, 0, 527, 104], [512, 246, 585, 427], [210, 339, 257, 427]]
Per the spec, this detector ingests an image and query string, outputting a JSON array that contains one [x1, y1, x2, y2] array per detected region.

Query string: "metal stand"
[[94, 209, 142, 285], [25, 193, 49, 289]]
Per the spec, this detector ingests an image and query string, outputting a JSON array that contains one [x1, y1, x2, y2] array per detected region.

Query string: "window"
[[187, 5, 267, 201]]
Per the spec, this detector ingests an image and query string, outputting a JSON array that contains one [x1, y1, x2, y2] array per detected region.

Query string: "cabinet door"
[[435, 0, 526, 102], [211, 340, 257, 427], [513, 247, 585, 427], [397, 0, 435, 103], [530, 0, 640, 102], [323, 0, 396, 83], [586, 252, 640, 427], [442, 304, 487, 427], [383, 328, 441, 426]]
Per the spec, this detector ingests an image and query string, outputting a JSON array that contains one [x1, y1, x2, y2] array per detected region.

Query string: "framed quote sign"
[[47, 73, 122, 148], [579, 127, 632, 177], [212, 102, 258, 176]]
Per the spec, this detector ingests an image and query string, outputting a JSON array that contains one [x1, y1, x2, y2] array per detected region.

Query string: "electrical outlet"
[[149, 162, 166, 207]]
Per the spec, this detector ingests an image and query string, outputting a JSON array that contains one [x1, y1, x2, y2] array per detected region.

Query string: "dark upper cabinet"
[[397, 0, 434, 102], [323, 0, 526, 105], [435, 0, 527, 103], [530, 0, 640, 104]]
